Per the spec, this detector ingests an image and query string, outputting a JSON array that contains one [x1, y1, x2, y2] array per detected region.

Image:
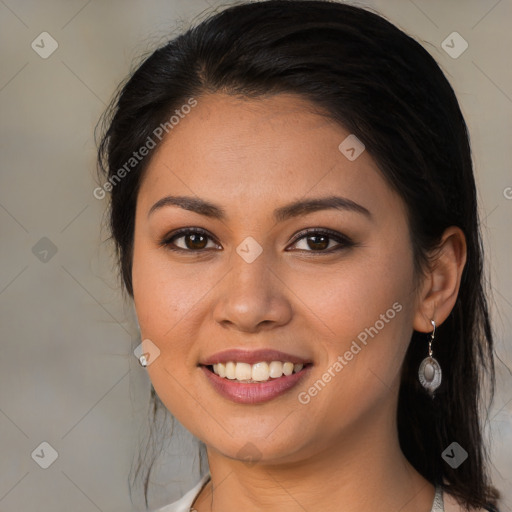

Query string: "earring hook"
[[428, 319, 436, 358]]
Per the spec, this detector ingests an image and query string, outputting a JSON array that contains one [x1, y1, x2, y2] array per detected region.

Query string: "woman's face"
[[132, 93, 419, 464]]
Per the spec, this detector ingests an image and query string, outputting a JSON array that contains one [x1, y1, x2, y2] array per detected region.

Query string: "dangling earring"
[[418, 320, 442, 397]]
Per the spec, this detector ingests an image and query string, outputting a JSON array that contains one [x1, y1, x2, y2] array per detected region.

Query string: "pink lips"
[[200, 366, 311, 404], [199, 348, 313, 404]]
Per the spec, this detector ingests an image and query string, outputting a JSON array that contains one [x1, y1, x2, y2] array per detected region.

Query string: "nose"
[[212, 248, 293, 333]]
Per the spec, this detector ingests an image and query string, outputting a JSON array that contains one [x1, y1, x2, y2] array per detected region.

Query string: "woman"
[[96, 1, 501, 510]]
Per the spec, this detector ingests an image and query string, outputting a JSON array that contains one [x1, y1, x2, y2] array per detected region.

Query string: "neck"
[[193, 392, 435, 512]]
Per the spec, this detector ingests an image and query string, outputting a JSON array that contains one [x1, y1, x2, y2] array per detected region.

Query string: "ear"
[[413, 226, 467, 333]]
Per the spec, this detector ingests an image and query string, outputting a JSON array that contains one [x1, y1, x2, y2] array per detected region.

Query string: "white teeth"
[[235, 362, 252, 380], [269, 361, 283, 378], [252, 362, 269, 381], [213, 363, 226, 378], [225, 361, 236, 379], [211, 361, 306, 382], [282, 362, 294, 376]]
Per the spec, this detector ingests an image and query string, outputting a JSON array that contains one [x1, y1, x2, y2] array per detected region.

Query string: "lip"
[[200, 348, 311, 366], [200, 364, 312, 404]]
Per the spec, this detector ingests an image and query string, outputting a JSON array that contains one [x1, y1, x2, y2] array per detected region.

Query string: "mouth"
[[199, 357, 313, 404]]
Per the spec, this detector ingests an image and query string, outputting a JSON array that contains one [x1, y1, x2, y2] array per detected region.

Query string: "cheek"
[[131, 236, 206, 403], [296, 231, 414, 334], [131, 241, 206, 428], [309, 240, 416, 407], [132, 229, 208, 335]]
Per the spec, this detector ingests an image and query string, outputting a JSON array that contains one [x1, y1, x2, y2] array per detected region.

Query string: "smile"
[[211, 361, 304, 382], [200, 362, 312, 404]]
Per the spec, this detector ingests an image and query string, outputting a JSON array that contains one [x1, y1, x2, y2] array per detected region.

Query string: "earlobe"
[[413, 226, 467, 332]]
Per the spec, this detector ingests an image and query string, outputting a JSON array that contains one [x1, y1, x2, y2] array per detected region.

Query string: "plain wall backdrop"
[[0, 0, 511, 511]]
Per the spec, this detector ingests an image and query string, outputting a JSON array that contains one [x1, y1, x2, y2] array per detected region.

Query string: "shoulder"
[[151, 473, 211, 512], [443, 491, 499, 512]]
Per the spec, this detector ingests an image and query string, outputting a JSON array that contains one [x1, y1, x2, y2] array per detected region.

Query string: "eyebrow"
[[148, 194, 372, 222]]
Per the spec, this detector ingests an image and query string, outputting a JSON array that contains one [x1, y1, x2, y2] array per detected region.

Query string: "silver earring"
[[138, 353, 148, 367], [418, 320, 442, 397]]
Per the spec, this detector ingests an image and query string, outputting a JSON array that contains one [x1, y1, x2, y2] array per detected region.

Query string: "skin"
[[131, 93, 467, 512]]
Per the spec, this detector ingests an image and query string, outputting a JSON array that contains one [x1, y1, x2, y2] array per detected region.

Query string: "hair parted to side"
[[96, 1, 499, 509]]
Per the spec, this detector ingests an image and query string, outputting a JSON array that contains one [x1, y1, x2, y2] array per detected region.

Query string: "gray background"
[[0, 0, 511, 511]]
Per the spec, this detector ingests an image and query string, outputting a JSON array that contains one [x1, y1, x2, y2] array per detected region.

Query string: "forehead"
[[137, 93, 401, 222]]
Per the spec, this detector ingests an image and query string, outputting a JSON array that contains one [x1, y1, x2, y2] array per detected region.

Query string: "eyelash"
[[159, 227, 355, 254]]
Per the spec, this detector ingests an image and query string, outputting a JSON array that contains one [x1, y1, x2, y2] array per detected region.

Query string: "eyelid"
[[287, 227, 354, 250], [159, 226, 354, 253]]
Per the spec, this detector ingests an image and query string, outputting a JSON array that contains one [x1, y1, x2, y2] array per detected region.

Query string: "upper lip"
[[200, 349, 312, 366]]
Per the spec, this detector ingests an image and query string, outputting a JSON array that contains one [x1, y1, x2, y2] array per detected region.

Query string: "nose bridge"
[[213, 240, 292, 331], [228, 242, 274, 307]]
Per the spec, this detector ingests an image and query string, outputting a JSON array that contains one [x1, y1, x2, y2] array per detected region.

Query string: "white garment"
[[152, 473, 210, 512], [152, 474, 446, 512]]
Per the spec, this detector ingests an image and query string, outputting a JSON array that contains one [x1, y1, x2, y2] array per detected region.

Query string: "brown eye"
[[160, 228, 219, 252], [182, 232, 208, 250], [290, 228, 354, 253], [305, 234, 330, 251]]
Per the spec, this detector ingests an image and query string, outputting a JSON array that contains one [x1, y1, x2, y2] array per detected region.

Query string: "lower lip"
[[200, 365, 312, 404]]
